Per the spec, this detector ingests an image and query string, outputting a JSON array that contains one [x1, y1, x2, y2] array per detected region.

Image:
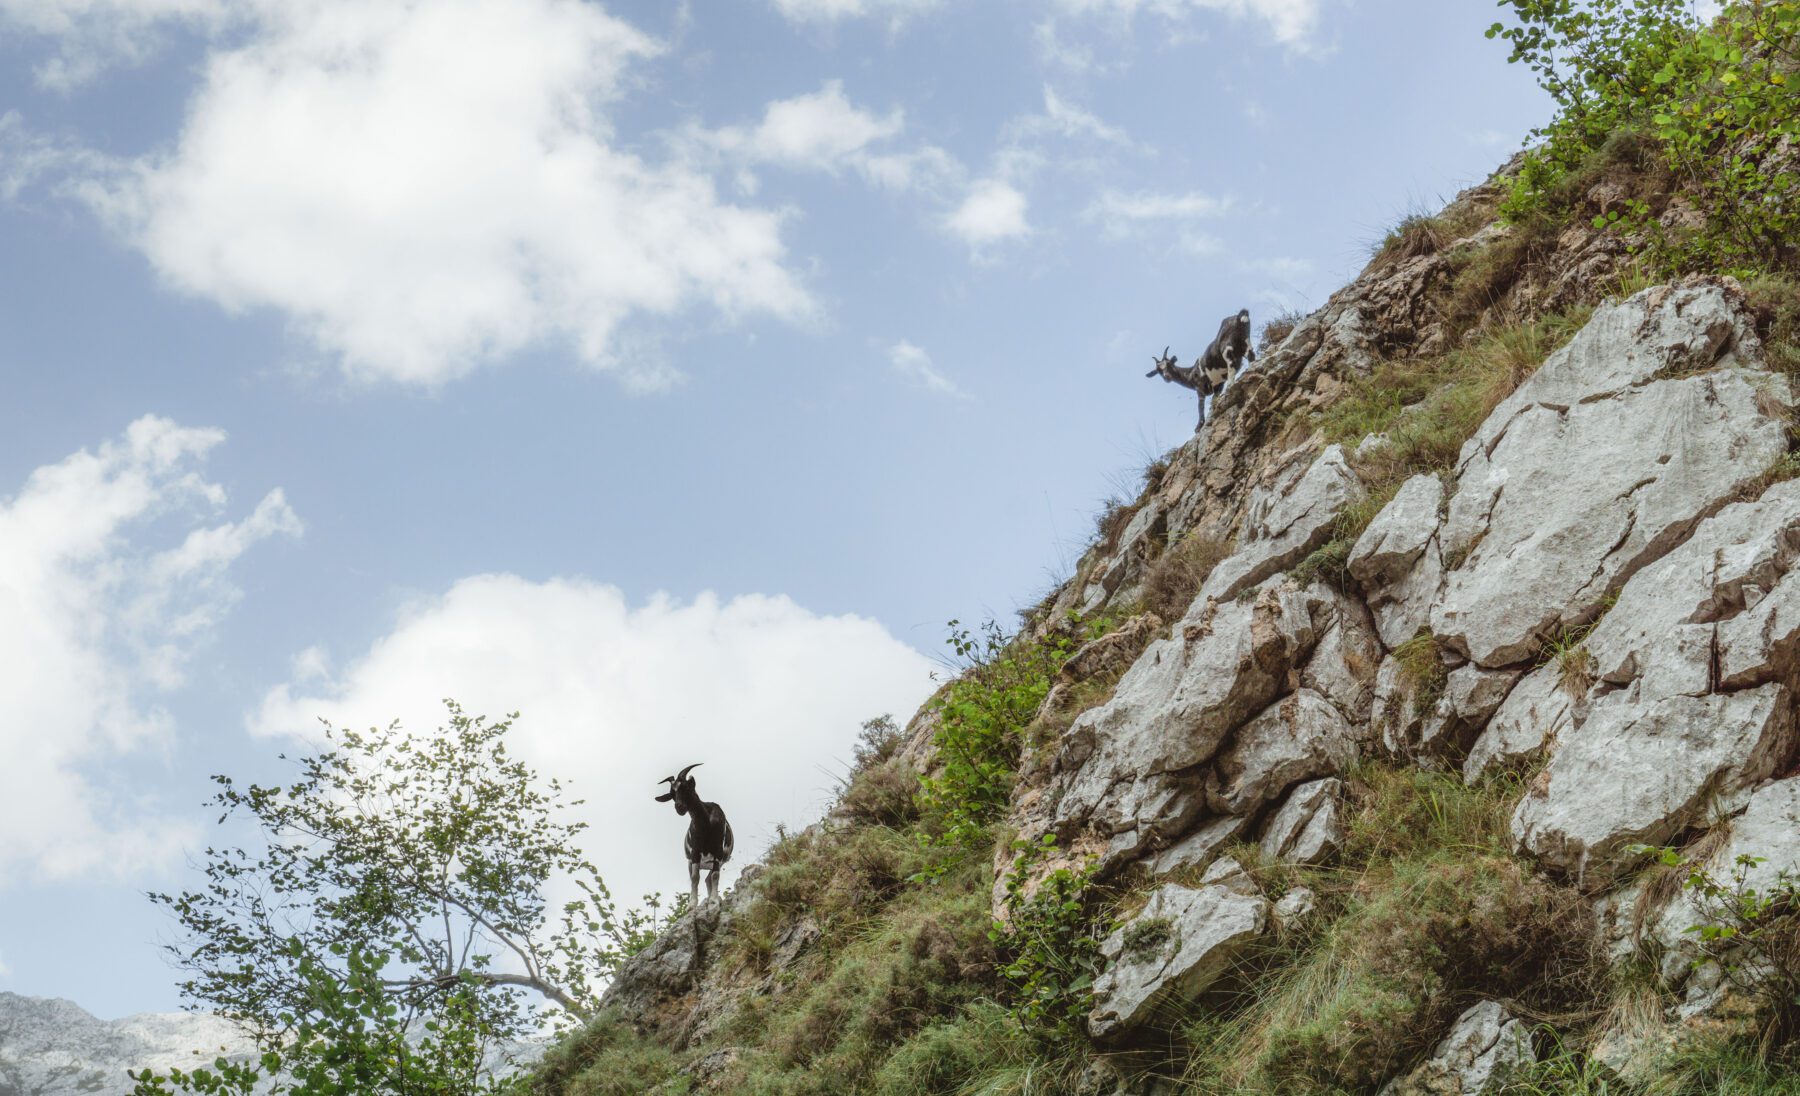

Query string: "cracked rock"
[[1088, 859, 1268, 1039], [1259, 778, 1345, 864], [1432, 281, 1790, 668], [1379, 1001, 1536, 1095], [1198, 444, 1365, 602]]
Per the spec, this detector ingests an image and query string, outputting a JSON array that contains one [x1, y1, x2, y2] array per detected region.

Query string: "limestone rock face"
[[1198, 444, 1364, 603], [1207, 690, 1360, 815], [602, 870, 763, 1025], [1047, 586, 1328, 867], [1512, 482, 1800, 883], [1350, 473, 1447, 648], [1514, 685, 1792, 882], [1418, 665, 1520, 761], [1272, 886, 1318, 930], [1087, 859, 1268, 1040], [1463, 665, 1571, 782], [1259, 777, 1345, 864], [1380, 1001, 1536, 1095], [1432, 282, 1789, 669]]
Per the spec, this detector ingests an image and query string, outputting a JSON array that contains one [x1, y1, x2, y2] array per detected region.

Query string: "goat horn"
[[676, 763, 702, 783], [657, 775, 675, 785]]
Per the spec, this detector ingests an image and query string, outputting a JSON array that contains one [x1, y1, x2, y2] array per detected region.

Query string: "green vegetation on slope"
[[1493, 0, 1800, 277]]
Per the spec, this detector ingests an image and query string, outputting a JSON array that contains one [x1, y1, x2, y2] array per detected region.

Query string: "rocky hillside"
[[0, 992, 547, 1095], [0, 993, 258, 1095], [533, 129, 1800, 1094]]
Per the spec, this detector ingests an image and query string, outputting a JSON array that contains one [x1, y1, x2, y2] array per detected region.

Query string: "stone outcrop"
[[1350, 472, 1446, 648], [1433, 282, 1788, 668], [1259, 778, 1344, 864], [1197, 444, 1363, 603], [1379, 1001, 1536, 1095], [1042, 584, 1330, 871], [1512, 481, 1800, 883], [1087, 859, 1268, 1040], [602, 868, 767, 1041]]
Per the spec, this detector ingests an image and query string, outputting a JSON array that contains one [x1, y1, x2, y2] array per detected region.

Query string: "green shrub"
[[917, 622, 1072, 858], [992, 835, 1108, 1042], [1641, 845, 1800, 1043], [1490, 0, 1800, 275]]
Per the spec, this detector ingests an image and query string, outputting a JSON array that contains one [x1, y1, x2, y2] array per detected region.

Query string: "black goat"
[[655, 763, 735, 908], [1147, 309, 1256, 430]]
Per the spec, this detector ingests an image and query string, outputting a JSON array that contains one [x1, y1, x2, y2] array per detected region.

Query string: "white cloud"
[[0, 949, 10, 978], [695, 80, 962, 196], [0, 110, 110, 200], [886, 339, 967, 399], [0, 416, 300, 886], [1008, 86, 1133, 148], [0, 0, 240, 88], [1051, 0, 1322, 49], [768, 0, 939, 26], [735, 81, 903, 168], [251, 575, 937, 912], [1087, 187, 1231, 235], [946, 178, 1031, 248], [38, 0, 817, 389]]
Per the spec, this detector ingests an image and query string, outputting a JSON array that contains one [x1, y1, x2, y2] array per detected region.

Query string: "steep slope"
[[0, 993, 547, 1096], [0, 993, 255, 1096], [536, 155, 1800, 1094]]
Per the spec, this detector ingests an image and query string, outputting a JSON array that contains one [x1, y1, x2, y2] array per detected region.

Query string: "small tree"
[[1650, 847, 1800, 1041], [1489, 0, 1800, 272], [133, 701, 665, 1094]]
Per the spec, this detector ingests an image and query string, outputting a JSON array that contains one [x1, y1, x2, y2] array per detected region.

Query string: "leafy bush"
[[991, 835, 1108, 1042], [838, 715, 921, 828], [1490, 0, 1800, 274], [1644, 846, 1800, 1042], [917, 622, 1072, 857], [138, 703, 662, 1095]]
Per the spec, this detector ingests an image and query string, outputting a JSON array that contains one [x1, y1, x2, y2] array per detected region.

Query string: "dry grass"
[[1535, 606, 1611, 698], [1093, 496, 1139, 549], [1176, 766, 1600, 1094], [1258, 308, 1307, 354], [1321, 309, 1592, 553], [1374, 213, 1450, 266], [1141, 534, 1231, 621]]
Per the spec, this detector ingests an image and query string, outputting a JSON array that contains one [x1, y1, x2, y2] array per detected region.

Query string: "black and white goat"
[[1147, 309, 1256, 430], [655, 763, 735, 908]]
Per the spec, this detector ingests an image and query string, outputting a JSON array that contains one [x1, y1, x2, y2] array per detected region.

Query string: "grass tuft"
[[1391, 632, 1448, 716], [1141, 534, 1231, 621]]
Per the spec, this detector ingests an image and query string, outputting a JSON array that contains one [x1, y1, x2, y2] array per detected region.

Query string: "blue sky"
[[0, 0, 1549, 1019]]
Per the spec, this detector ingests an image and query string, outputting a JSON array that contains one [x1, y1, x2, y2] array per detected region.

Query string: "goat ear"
[[654, 791, 675, 802]]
